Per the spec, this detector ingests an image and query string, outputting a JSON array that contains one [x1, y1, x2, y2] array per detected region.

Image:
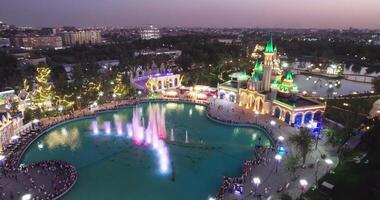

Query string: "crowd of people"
[[216, 145, 275, 200], [28, 160, 77, 199], [0, 121, 78, 199]]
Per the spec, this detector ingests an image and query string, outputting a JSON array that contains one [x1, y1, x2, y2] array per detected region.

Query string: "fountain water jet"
[[104, 121, 111, 135], [185, 130, 189, 143], [170, 129, 174, 142]]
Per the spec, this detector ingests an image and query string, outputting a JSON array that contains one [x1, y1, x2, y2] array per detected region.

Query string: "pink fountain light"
[[126, 105, 171, 174], [89, 105, 171, 174]]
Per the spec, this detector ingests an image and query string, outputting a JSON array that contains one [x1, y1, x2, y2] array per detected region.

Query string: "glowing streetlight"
[[325, 158, 333, 165], [299, 179, 308, 194], [325, 158, 333, 173], [275, 154, 282, 173], [278, 136, 284, 142], [270, 120, 276, 126], [21, 194, 32, 200], [252, 177, 261, 194]]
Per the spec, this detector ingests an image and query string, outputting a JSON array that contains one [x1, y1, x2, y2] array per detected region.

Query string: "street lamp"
[[270, 120, 276, 126], [299, 179, 308, 194], [325, 158, 333, 173], [252, 177, 261, 195], [275, 154, 282, 173], [21, 194, 32, 200]]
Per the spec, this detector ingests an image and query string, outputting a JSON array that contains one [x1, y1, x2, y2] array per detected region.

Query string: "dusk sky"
[[1, 0, 379, 29]]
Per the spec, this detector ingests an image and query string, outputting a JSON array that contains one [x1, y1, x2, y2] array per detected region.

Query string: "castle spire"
[[265, 35, 274, 53], [255, 61, 263, 72]]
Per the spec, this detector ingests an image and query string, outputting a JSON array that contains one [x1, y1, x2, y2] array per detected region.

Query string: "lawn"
[[305, 143, 380, 200]]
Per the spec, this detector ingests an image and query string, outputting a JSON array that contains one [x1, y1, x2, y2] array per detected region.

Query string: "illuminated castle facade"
[[218, 36, 325, 126]]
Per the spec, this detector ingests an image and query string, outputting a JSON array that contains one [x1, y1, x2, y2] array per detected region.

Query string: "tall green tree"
[[285, 155, 300, 180], [289, 128, 314, 165]]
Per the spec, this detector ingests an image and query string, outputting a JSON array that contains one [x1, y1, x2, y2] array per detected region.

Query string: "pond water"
[[21, 102, 270, 200], [294, 75, 373, 97]]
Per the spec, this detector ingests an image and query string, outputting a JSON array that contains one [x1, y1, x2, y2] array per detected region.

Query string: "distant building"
[[134, 48, 182, 58], [19, 57, 47, 67], [217, 38, 242, 45], [97, 60, 120, 71], [60, 30, 102, 46], [373, 40, 380, 46], [0, 38, 10, 47], [0, 21, 10, 31], [13, 35, 63, 49], [140, 25, 160, 40]]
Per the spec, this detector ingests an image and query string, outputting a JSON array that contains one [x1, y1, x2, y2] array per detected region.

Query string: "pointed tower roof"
[[265, 35, 274, 53], [285, 70, 293, 80], [254, 61, 263, 72]]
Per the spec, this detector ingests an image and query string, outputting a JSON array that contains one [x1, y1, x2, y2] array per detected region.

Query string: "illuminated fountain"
[[116, 121, 123, 136], [89, 105, 171, 174], [128, 105, 171, 174], [170, 129, 174, 142], [91, 121, 99, 135], [185, 130, 189, 143], [104, 121, 111, 135]]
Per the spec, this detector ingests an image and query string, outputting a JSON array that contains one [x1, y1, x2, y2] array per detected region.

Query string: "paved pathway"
[[208, 98, 338, 200]]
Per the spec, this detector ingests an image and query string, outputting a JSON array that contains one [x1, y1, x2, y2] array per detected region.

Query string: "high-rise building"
[[60, 30, 102, 46], [140, 25, 160, 40], [13, 35, 63, 49]]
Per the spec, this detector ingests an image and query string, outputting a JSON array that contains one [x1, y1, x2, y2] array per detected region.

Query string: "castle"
[[217, 36, 325, 126]]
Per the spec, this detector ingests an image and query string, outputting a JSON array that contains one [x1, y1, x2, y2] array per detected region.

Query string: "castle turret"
[[263, 35, 274, 92]]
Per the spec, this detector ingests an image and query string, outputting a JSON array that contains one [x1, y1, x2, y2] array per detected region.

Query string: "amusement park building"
[[217, 36, 326, 126]]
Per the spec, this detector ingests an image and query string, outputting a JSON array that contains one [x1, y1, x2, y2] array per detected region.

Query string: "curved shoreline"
[[16, 98, 275, 199]]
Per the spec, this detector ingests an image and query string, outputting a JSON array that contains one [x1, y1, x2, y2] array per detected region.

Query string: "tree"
[[285, 155, 300, 180], [30, 66, 55, 112], [113, 72, 128, 97], [289, 128, 314, 165]]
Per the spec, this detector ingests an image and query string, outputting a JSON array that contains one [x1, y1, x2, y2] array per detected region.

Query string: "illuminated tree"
[[113, 72, 128, 97], [31, 66, 54, 111]]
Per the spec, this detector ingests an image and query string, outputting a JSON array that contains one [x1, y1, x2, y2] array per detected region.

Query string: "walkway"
[[208, 99, 338, 199]]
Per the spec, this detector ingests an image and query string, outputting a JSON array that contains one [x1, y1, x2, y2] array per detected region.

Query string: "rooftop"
[[276, 95, 320, 108]]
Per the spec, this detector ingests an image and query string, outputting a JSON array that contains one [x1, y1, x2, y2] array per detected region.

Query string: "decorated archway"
[[313, 111, 322, 121], [274, 107, 281, 118], [285, 112, 291, 124], [304, 112, 313, 124], [295, 113, 303, 125]]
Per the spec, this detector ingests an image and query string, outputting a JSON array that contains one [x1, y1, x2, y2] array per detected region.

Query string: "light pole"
[[277, 135, 284, 147], [252, 177, 261, 196], [299, 179, 308, 198], [314, 159, 320, 188], [275, 154, 282, 173]]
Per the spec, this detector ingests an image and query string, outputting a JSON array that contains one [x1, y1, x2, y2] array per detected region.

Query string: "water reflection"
[[44, 127, 81, 150]]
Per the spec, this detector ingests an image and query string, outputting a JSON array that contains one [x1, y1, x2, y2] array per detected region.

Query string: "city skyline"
[[1, 0, 380, 29]]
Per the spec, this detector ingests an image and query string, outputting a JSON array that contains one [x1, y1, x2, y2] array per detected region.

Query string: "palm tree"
[[285, 155, 300, 180], [289, 128, 314, 166]]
